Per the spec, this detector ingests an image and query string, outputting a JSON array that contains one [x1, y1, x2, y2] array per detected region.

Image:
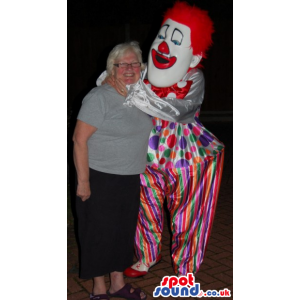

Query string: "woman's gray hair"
[[106, 41, 145, 76]]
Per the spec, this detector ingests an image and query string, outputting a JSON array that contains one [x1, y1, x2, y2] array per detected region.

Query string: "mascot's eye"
[[172, 40, 181, 46], [171, 29, 183, 46], [157, 25, 168, 40]]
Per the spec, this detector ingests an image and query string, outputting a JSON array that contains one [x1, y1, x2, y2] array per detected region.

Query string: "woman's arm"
[[73, 120, 97, 201]]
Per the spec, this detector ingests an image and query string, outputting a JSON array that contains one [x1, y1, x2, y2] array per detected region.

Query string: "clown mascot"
[[97, 1, 225, 276]]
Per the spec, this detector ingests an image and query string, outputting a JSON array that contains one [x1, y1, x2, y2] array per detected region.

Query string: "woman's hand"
[[73, 120, 97, 202], [104, 76, 127, 97], [114, 79, 127, 97], [76, 181, 91, 202]]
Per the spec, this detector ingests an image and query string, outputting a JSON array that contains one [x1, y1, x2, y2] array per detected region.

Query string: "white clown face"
[[147, 18, 202, 87]]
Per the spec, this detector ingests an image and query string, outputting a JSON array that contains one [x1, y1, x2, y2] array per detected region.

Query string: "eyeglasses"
[[113, 62, 141, 69]]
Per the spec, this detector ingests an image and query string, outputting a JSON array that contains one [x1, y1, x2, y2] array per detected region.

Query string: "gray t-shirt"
[[77, 84, 153, 175]]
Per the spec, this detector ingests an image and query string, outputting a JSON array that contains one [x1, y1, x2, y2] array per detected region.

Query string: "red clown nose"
[[158, 41, 170, 54]]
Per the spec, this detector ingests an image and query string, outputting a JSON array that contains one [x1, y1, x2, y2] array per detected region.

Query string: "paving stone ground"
[[68, 121, 233, 300]]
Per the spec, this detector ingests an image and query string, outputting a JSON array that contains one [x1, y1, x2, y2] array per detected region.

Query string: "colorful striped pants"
[[134, 149, 224, 275]]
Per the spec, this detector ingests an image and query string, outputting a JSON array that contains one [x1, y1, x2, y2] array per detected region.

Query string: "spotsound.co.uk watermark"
[[153, 273, 231, 298]]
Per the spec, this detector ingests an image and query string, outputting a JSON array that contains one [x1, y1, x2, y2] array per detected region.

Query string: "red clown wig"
[[162, 1, 214, 59]]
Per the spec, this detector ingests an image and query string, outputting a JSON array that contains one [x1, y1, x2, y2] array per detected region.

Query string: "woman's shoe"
[[107, 283, 147, 300]]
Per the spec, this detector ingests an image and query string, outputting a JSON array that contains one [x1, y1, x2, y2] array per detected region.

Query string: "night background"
[[68, 0, 233, 128]]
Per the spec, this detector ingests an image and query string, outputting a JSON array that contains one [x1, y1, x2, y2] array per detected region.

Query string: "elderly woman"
[[73, 42, 152, 300]]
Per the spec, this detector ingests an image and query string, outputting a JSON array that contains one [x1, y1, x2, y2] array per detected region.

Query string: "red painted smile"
[[151, 49, 177, 69]]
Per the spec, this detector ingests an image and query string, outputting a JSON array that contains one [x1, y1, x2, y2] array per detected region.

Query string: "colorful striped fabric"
[[134, 145, 224, 275]]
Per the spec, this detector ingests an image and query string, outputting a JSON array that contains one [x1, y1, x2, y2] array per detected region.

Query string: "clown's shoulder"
[[182, 67, 204, 82]]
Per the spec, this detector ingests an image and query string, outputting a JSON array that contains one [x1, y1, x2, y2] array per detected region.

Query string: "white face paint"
[[147, 18, 201, 87]]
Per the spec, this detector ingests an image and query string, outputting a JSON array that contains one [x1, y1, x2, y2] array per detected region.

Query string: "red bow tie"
[[143, 79, 192, 99]]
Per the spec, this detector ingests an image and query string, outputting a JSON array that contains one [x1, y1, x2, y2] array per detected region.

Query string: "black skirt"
[[76, 168, 140, 279]]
